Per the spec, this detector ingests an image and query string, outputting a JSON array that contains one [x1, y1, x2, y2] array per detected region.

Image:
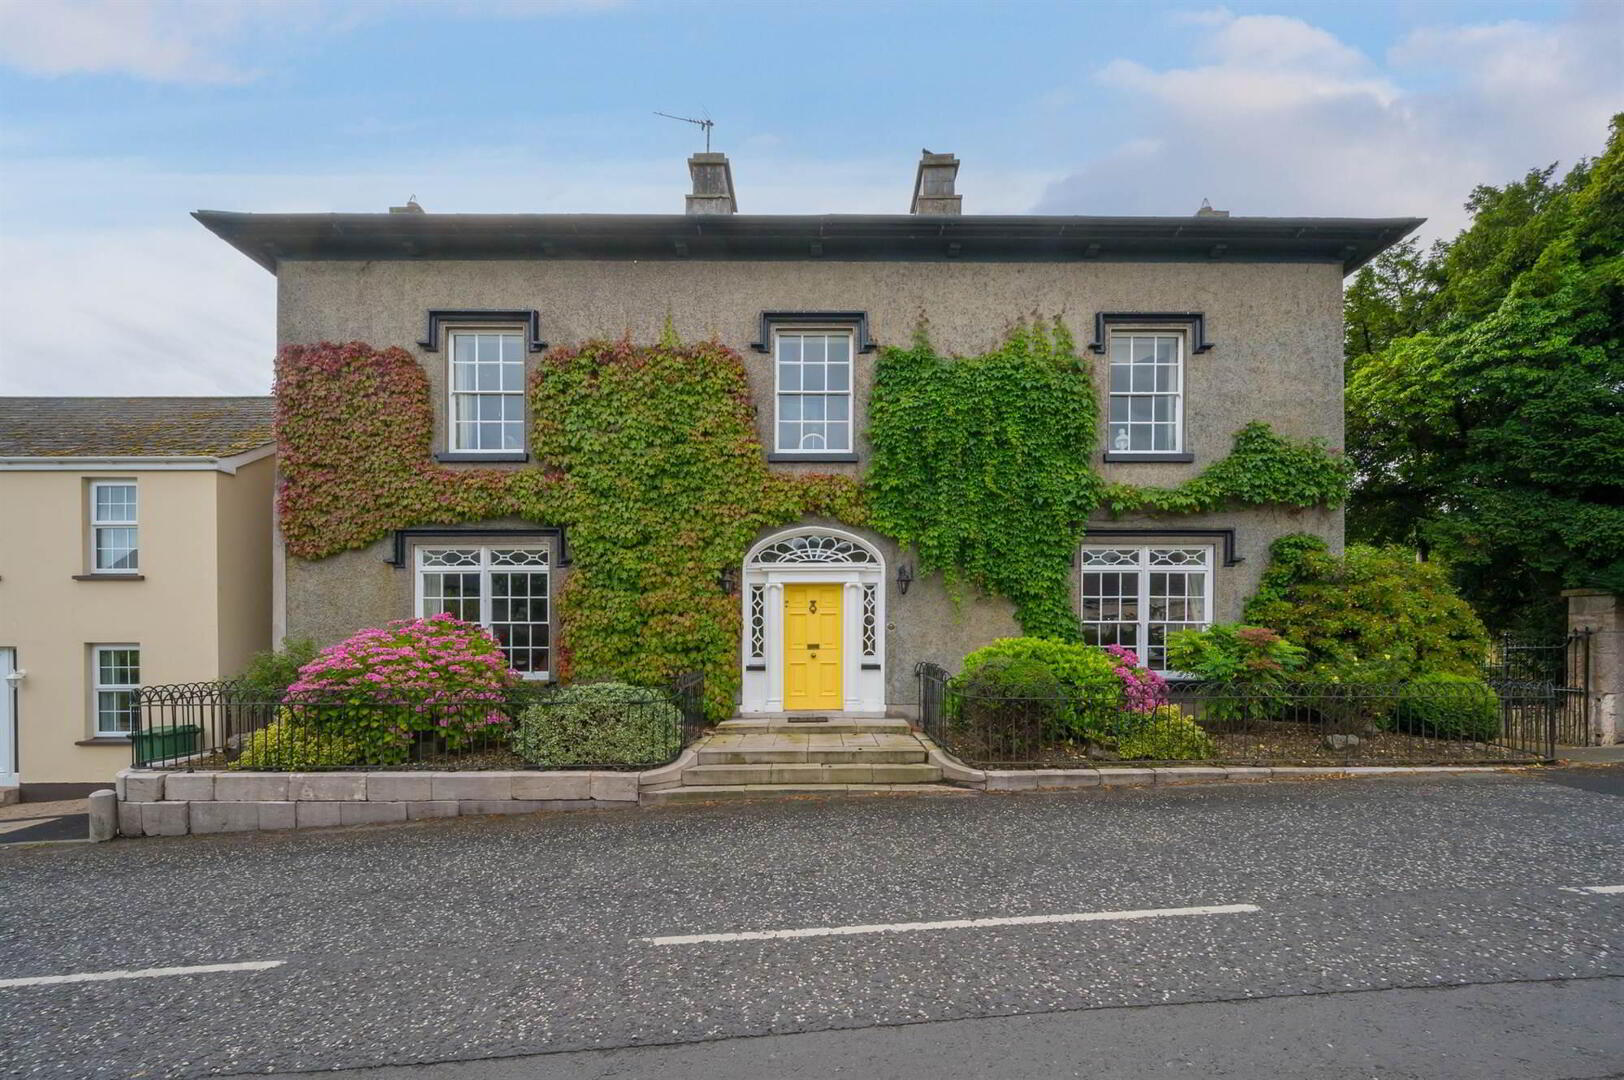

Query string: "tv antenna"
[[655, 110, 714, 152]]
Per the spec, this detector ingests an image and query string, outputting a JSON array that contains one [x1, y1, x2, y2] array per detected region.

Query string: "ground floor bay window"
[[1080, 546, 1212, 672], [416, 546, 550, 679]]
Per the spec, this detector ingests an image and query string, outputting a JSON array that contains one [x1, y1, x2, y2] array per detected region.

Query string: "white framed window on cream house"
[[91, 644, 140, 737], [1080, 545, 1212, 672], [447, 329, 526, 453], [1107, 330, 1185, 455], [89, 480, 138, 572], [774, 328, 854, 454]]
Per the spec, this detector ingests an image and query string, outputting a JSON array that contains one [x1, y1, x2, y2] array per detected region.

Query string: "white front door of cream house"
[[0, 649, 17, 789], [740, 528, 886, 715]]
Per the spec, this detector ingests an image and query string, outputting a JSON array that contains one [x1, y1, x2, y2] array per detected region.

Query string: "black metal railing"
[[917, 662, 1557, 768], [1484, 629, 1593, 746], [131, 674, 706, 773]]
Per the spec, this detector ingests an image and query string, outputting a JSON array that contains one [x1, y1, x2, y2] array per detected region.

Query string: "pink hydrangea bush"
[[1104, 643, 1168, 713], [285, 614, 521, 763]]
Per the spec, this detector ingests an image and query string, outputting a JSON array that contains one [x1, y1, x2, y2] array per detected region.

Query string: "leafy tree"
[[1345, 115, 1624, 632]]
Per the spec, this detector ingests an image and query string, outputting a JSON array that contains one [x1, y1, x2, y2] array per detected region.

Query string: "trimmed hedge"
[[1389, 673, 1500, 742], [512, 682, 679, 767]]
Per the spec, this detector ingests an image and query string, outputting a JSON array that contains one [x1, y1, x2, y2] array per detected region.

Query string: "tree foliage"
[[1345, 115, 1624, 631]]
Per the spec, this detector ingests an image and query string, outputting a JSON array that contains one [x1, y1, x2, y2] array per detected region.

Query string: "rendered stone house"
[[197, 151, 1418, 717], [0, 398, 275, 797]]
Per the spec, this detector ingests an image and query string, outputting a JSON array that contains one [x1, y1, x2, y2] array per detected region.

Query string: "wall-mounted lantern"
[[896, 563, 914, 596], [718, 565, 738, 596]]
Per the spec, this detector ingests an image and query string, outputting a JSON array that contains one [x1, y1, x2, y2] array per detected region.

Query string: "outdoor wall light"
[[896, 563, 914, 595], [718, 565, 738, 595]]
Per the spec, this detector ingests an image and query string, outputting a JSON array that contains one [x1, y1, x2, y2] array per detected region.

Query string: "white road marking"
[[643, 903, 1261, 946], [1561, 884, 1624, 895], [0, 960, 284, 989]]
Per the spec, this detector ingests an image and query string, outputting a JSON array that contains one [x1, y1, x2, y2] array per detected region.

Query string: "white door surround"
[[0, 649, 17, 789], [740, 528, 885, 715]]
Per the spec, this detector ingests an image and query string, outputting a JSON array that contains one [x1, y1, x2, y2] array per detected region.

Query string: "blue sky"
[[0, 0, 1618, 395]]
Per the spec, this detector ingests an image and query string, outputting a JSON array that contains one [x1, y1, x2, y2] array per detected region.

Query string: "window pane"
[[780, 395, 801, 421], [1110, 337, 1131, 363], [800, 426, 826, 450], [803, 364, 826, 391], [1155, 337, 1176, 363], [826, 422, 850, 451], [777, 422, 798, 449], [1151, 424, 1176, 451], [1108, 398, 1129, 422], [1110, 365, 1131, 393], [826, 363, 850, 391], [1153, 396, 1174, 421], [1131, 365, 1154, 392], [476, 335, 498, 362], [825, 335, 849, 364], [500, 334, 521, 363], [778, 335, 801, 364], [802, 336, 825, 363], [779, 362, 802, 391], [803, 396, 825, 421], [1130, 397, 1152, 421], [827, 395, 849, 421]]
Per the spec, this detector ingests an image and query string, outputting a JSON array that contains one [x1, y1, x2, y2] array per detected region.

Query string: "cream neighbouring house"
[[0, 398, 275, 800]]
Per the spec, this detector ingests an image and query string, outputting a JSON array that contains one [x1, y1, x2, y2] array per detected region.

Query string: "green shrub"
[[513, 682, 679, 767], [1166, 623, 1306, 726], [1389, 673, 1500, 742], [957, 656, 1062, 757], [237, 638, 318, 701], [1116, 705, 1217, 761], [231, 717, 361, 771], [957, 637, 1124, 742], [1244, 535, 1490, 681]]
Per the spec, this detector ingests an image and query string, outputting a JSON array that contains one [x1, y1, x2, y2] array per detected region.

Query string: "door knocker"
[[808, 599, 819, 613]]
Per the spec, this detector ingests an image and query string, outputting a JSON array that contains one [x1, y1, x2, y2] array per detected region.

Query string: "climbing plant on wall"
[[865, 318, 1105, 638], [276, 321, 1352, 706], [866, 321, 1353, 640], [275, 337, 863, 717]]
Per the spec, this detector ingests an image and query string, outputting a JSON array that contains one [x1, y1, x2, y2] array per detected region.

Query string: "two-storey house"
[[198, 151, 1418, 718], [0, 398, 275, 798]]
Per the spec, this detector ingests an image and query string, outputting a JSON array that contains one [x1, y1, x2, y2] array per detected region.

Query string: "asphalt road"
[[2, 767, 1621, 1079]]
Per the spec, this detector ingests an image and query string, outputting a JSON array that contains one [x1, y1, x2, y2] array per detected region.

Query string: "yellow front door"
[[784, 583, 842, 711]]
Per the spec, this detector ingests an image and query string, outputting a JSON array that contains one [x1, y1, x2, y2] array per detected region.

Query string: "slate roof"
[[0, 397, 276, 458]]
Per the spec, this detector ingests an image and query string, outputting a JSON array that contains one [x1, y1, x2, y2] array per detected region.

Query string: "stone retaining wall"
[[112, 764, 677, 838]]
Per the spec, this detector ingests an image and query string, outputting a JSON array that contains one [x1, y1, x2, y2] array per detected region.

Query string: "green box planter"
[[134, 724, 201, 765]]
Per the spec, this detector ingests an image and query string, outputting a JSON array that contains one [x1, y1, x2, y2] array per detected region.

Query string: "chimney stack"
[[686, 153, 737, 214], [1196, 198, 1230, 218], [911, 150, 961, 215]]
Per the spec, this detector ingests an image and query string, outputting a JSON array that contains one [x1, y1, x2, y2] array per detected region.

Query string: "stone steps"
[[715, 717, 913, 736], [698, 732, 927, 766], [644, 783, 971, 806], [681, 762, 942, 786]]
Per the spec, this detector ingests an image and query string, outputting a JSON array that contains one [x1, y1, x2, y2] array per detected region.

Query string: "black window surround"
[[1081, 528, 1243, 567], [766, 452, 859, 464], [417, 309, 547, 352], [750, 311, 876, 354], [434, 451, 530, 464], [1094, 312, 1209, 463], [1087, 312, 1212, 354], [385, 527, 570, 568]]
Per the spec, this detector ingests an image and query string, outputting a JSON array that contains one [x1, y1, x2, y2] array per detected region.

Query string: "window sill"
[[72, 573, 145, 581], [434, 452, 530, 464], [1102, 453, 1195, 464], [767, 452, 859, 463], [76, 736, 131, 746]]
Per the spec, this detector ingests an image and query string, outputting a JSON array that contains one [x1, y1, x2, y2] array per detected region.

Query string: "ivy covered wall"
[[276, 322, 1351, 709]]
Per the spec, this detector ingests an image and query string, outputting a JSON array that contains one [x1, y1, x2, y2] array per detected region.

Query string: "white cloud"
[[0, 0, 620, 84], [1036, 4, 1623, 239]]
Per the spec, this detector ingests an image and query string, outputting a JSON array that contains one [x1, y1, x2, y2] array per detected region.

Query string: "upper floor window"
[[90, 481, 138, 572], [92, 644, 140, 736], [1080, 546, 1211, 672], [448, 330, 525, 453], [775, 329, 853, 454], [1108, 332, 1184, 455], [417, 545, 550, 679]]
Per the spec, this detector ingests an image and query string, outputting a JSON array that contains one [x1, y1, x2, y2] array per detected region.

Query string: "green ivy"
[[276, 324, 1352, 711], [1104, 422, 1353, 515], [866, 322, 1352, 639], [866, 319, 1104, 637], [275, 338, 864, 718]]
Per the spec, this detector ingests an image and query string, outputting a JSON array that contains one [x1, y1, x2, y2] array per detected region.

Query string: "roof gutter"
[[0, 442, 275, 475]]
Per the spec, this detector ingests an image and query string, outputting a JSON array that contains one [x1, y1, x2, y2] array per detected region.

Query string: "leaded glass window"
[[1081, 546, 1210, 671], [418, 545, 550, 677]]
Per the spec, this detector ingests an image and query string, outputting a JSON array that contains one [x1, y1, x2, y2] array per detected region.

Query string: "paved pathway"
[[2, 768, 1621, 1078], [0, 798, 86, 845]]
